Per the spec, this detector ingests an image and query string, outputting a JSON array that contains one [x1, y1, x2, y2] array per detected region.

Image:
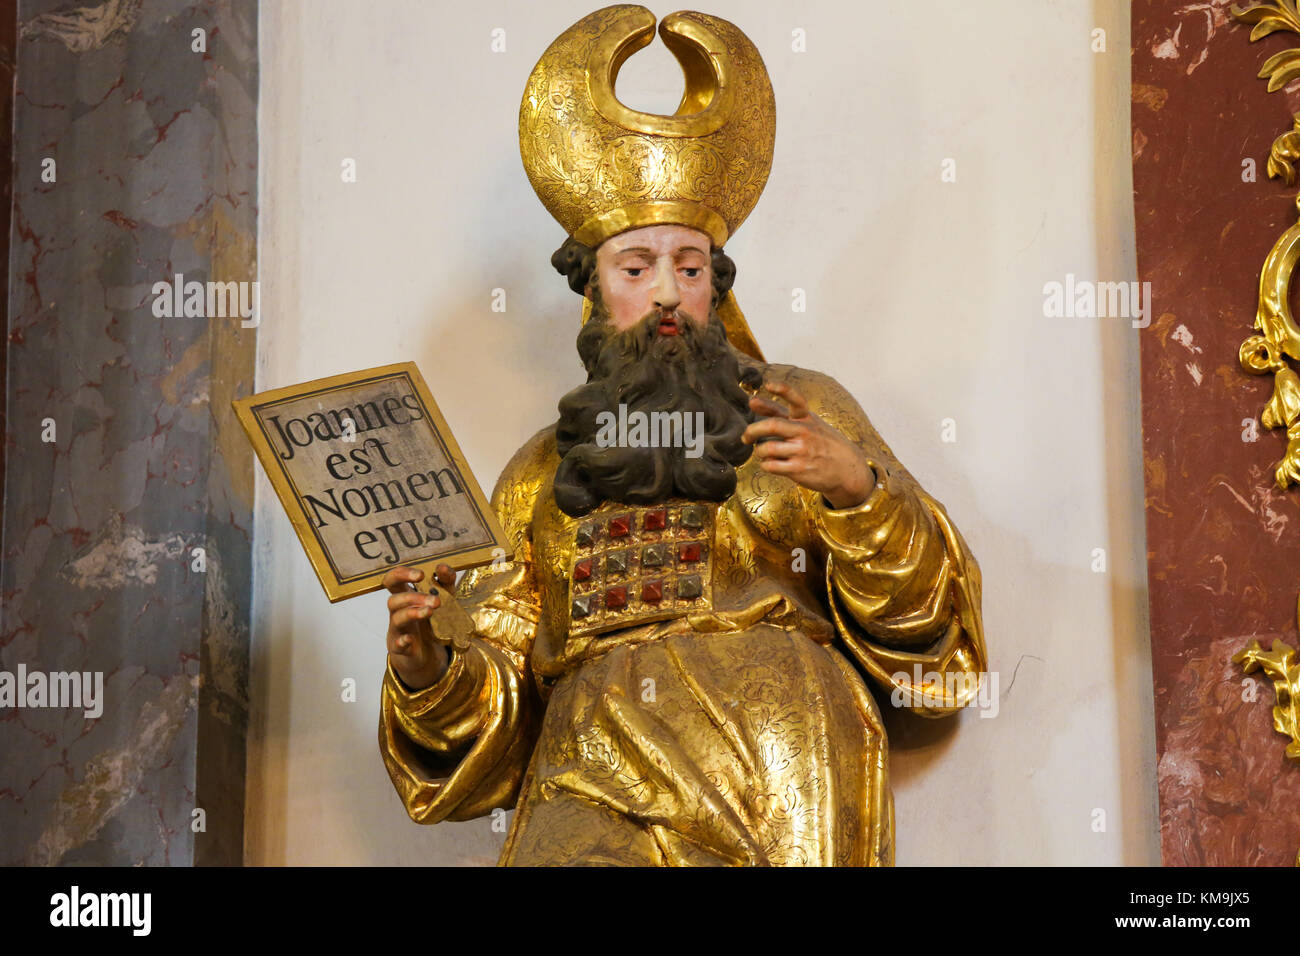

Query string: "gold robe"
[[378, 359, 987, 866]]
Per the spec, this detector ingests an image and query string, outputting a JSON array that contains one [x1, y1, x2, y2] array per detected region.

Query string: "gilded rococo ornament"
[[1235, 1, 1300, 488], [1232, 636, 1300, 762], [1231, 4, 1300, 862]]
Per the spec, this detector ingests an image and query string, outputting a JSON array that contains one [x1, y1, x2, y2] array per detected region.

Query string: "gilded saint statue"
[[376, 5, 987, 866]]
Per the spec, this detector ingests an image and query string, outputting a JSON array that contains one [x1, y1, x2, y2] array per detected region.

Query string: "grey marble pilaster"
[[1, 0, 257, 866]]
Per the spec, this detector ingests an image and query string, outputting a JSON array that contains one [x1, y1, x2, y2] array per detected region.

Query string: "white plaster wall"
[[245, 0, 1157, 865]]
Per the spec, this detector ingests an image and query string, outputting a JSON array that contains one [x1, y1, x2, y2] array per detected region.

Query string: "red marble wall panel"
[[1133, 0, 1300, 865]]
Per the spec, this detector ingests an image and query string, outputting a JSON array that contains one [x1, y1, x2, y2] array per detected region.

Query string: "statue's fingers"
[[392, 605, 434, 630], [382, 566, 423, 594], [743, 417, 803, 443], [434, 563, 456, 589], [749, 395, 790, 419], [387, 591, 433, 613], [393, 629, 431, 665], [758, 456, 803, 477], [764, 380, 810, 418], [753, 439, 802, 460]]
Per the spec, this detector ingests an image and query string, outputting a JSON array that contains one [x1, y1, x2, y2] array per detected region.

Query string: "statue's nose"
[[652, 260, 680, 311]]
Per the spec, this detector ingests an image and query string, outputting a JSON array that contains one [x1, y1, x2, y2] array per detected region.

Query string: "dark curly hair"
[[550, 235, 736, 305]]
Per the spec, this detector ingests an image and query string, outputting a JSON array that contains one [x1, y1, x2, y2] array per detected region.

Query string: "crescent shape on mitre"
[[587, 6, 735, 137]]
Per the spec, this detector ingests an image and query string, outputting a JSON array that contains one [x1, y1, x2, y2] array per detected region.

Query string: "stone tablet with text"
[[233, 362, 510, 601]]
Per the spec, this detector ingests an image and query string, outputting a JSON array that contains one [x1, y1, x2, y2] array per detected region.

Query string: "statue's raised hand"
[[742, 380, 876, 510], [382, 564, 472, 690]]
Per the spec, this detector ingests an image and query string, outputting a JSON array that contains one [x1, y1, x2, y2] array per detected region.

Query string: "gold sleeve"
[[790, 368, 989, 717], [378, 430, 549, 822], [813, 459, 955, 648]]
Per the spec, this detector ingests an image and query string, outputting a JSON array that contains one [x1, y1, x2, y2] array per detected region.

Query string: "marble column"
[[0, 0, 257, 865]]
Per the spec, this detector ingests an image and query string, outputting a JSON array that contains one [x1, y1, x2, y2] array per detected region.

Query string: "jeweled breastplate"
[[567, 500, 717, 638]]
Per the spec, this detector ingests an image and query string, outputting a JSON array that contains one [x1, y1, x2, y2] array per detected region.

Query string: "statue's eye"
[[624, 268, 644, 277], [682, 267, 701, 278]]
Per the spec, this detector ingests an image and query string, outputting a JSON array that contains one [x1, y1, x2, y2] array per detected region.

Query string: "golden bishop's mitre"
[[519, 4, 776, 250], [520, 5, 774, 358]]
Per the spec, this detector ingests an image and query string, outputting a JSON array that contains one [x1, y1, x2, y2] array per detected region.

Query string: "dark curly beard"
[[553, 298, 760, 518]]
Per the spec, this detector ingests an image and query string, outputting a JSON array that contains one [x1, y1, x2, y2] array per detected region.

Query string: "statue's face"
[[592, 224, 713, 333]]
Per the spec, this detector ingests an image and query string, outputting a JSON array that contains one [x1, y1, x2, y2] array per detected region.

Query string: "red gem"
[[679, 542, 702, 563], [604, 585, 628, 609], [609, 514, 632, 537], [641, 580, 663, 603], [643, 508, 667, 531], [573, 558, 593, 582]]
